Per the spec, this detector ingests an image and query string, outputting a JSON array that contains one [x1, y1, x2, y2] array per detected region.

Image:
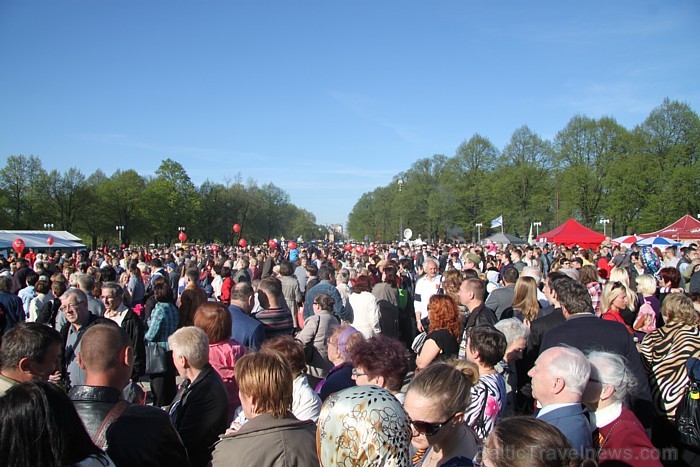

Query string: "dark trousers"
[[149, 350, 177, 407]]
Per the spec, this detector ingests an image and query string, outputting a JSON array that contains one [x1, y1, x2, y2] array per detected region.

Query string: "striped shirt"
[[254, 307, 294, 339]]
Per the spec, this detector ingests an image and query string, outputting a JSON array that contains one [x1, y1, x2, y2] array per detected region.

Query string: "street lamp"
[[475, 223, 483, 243], [43, 223, 54, 230], [600, 218, 610, 237], [397, 179, 404, 241], [115, 225, 125, 245], [533, 221, 542, 237]]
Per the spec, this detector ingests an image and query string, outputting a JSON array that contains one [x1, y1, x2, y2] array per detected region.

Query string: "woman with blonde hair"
[[601, 281, 634, 334], [503, 276, 540, 323], [405, 359, 480, 466]]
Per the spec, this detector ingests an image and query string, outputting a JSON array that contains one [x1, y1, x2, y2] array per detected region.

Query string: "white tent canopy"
[[0, 230, 86, 250]]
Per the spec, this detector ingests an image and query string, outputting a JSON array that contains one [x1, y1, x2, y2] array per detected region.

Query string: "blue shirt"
[[228, 305, 265, 351]]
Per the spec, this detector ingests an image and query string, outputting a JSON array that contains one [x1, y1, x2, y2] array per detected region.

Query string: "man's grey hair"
[[521, 266, 542, 285], [546, 346, 590, 397], [587, 351, 637, 403], [60, 288, 88, 304], [494, 318, 530, 347], [168, 326, 209, 370]]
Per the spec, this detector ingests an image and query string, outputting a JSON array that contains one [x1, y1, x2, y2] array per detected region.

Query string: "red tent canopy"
[[640, 215, 700, 241], [536, 218, 606, 248]]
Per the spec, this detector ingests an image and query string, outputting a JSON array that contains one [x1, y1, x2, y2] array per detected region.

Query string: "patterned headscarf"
[[317, 385, 411, 467]]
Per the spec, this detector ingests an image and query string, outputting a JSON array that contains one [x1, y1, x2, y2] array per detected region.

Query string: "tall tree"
[[0, 155, 45, 228], [39, 168, 91, 231]]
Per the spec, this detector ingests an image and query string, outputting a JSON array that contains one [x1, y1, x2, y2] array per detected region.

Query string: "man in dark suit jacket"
[[529, 346, 593, 456], [485, 266, 519, 320], [168, 326, 229, 467], [517, 273, 570, 413], [540, 278, 654, 430]]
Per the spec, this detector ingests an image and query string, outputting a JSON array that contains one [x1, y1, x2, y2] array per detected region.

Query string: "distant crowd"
[[0, 239, 699, 466]]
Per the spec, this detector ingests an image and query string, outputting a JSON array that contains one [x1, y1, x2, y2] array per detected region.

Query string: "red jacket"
[[596, 405, 662, 466]]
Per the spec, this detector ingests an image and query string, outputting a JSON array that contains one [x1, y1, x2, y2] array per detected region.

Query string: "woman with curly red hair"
[[416, 294, 461, 369]]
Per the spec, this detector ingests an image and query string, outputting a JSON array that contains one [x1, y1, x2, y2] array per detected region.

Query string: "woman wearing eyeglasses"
[[404, 359, 480, 467]]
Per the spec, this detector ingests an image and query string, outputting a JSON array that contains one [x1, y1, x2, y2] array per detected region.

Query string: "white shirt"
[[414, 274, 443, 318], [589, 401, 622, 430], [292, 374, 322, 422], [104, 303, 128, 327]]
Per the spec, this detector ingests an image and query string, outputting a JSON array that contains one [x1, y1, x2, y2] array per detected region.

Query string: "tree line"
[[0, 157, 325, 248], [347, 98, 700, 243]]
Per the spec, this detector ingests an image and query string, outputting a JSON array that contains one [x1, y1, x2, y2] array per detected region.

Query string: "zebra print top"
[[639, 322, 700, 420]]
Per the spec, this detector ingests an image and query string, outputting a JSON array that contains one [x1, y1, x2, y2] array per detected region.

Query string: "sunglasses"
[[409, 413, 456, 436]]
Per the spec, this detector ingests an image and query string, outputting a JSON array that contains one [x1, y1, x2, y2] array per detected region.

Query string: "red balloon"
[[233, 223, 241, 233], [344, 244, 353, 252], [368, 246, 376, 254], [287, 241, 297, 250], [238, 238, 247, 247], [178, 231, 187, 243], [268, 239, 278, 249], [47, 236, 55, 246], [355, 245, 364, 255], [12, 238, 25, 254]]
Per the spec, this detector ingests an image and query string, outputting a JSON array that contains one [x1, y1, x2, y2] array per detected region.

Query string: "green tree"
[[554, 115, 628, 225], [0, 155, 45, 228], [39, 168, 92, 231], [488, 126, 554, 237]]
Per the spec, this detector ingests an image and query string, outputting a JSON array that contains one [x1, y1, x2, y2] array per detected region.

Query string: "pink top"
[[209, 339, 247, 420]]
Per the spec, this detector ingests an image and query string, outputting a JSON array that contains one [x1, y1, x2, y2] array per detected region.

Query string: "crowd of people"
[[0, 238, 699, 466]]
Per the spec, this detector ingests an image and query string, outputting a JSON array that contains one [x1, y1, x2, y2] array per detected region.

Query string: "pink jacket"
[[209, 339, 247, 420]]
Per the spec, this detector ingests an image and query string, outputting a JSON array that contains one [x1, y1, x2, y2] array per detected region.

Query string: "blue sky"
[[1, 1, 698, 227]]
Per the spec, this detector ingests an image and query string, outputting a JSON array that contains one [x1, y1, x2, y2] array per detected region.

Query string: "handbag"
[[676, 357, 700, 449], [302, 316, 321, 364], [146, 342, 168, 375]]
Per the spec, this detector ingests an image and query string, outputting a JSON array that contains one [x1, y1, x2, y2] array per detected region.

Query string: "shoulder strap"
[[92, 400, 129, 449]]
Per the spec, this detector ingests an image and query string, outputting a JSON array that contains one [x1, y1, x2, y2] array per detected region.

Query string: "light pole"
[[533, 221, 542, 237], [475, 223, 483, 243], [43, 223, 54, 230], [115, 225, 125, 245], [398, 179, 404, 241], [600, 218, 610, 237]]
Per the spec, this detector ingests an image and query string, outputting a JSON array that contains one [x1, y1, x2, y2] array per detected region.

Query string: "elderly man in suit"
[[529, 345, 592, 456]]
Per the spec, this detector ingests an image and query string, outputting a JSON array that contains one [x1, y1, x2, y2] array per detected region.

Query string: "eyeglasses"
[[408, 413, 456, 436], [60, 301, 84, 312], [351, 368, 366, 377], [611, 281, 624, 290]]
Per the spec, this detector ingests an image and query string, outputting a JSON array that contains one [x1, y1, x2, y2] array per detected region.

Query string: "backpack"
[[633, 299, 656, 333]]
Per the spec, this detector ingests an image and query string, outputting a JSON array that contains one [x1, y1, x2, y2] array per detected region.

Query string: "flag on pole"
[[528, 223, 534, 244], [490, 215, 503, 229]]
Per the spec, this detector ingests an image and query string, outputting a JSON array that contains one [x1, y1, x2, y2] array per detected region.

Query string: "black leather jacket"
[[70, 385, 190, 467]]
